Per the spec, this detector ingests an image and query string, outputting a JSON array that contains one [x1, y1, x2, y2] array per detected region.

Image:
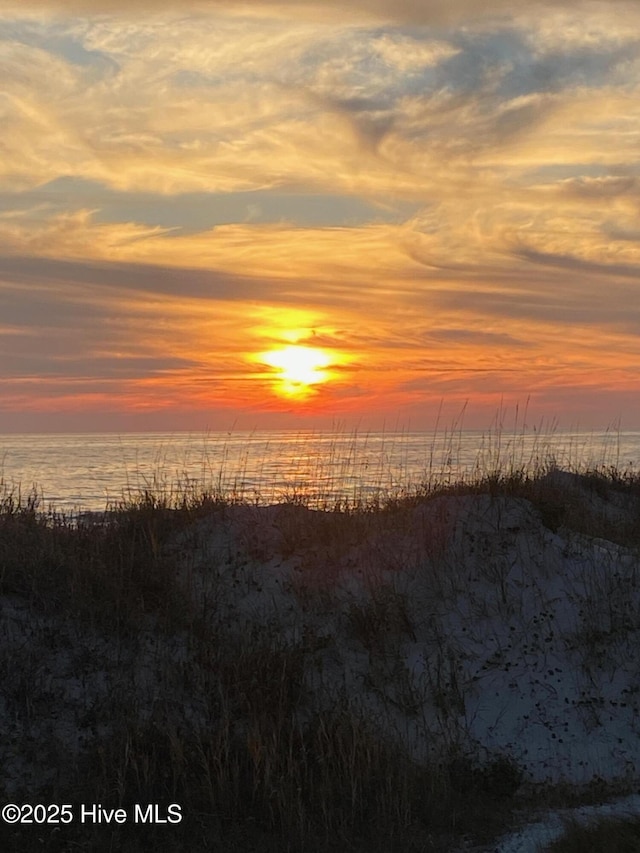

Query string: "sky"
[[1, 0, 640, 433]]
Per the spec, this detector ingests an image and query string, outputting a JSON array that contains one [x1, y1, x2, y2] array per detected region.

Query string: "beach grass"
[[1, 429, 640, 852]]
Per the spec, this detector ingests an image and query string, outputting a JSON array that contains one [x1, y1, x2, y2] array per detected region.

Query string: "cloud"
[[4, 1, 640, 25], [427, 328, 532, 348], [2, 1, 640, 428], [514, 246, 640, 285], [1, 177, 413, 236], [558, 176, 640, 199], [0, 253, 267, 302], [3, 7, 638, 208]]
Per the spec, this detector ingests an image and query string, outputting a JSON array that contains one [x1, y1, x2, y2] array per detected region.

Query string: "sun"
[[259, 345, 332, 398]]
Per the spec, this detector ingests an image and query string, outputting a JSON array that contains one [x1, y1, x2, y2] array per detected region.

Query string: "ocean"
[[1, 429, 639, 514]]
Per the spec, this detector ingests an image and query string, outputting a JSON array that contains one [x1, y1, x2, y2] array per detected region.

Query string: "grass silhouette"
[[1, 424, 639, 852]]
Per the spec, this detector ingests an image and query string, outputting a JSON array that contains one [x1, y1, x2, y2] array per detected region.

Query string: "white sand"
[[180, 483, 640, 847], [2, 473, 640, 849], [189, 489, 640, 789]]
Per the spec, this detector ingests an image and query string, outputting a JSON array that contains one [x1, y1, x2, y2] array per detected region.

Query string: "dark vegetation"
[[1, 463, 639, 852]]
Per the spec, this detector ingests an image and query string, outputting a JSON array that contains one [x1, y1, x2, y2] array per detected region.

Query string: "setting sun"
[[259, 345, 332, 398], [3, 0, 640, 434]]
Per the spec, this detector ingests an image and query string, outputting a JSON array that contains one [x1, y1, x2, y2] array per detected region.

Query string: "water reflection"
[[0, 429, 637, 514]]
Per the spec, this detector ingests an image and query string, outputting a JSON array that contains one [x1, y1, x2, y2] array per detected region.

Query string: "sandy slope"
[[185, 486, 640, 789], [2, 471, 640, 849]]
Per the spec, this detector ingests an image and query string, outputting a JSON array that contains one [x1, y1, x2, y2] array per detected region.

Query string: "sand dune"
[[2, 469, 640, 850]]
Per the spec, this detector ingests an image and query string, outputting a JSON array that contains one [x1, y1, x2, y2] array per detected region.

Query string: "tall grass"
[[0, 483, 492, 852], [3, 412, 635, 517], [1, 418, 640, 852]]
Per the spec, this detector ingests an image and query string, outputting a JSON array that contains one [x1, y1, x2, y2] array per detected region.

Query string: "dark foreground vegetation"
[[1, 462, 640, 852]]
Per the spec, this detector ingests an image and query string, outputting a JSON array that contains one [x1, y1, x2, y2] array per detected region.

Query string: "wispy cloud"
[[1, 0, 639, 428]]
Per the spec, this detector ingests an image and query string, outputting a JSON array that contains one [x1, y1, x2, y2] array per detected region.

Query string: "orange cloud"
[[2, 1, 640, 430]]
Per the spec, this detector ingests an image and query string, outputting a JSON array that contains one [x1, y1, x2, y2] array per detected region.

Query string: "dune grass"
[[0, 482, 499, 852], [1, 430, 640, 852]]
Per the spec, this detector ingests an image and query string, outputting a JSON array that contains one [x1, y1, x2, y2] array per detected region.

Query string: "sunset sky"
[[1, 0, 640, 432]]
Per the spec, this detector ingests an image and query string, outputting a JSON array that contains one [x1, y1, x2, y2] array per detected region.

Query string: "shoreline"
[[2, 425, 637, 516]]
